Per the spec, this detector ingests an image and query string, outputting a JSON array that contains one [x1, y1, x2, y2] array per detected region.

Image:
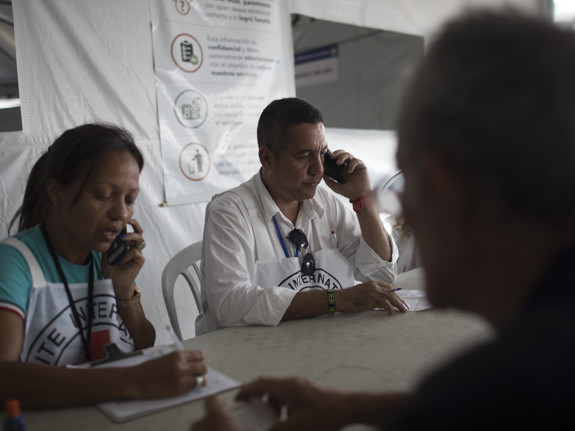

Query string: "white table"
[[19, 269, 492, 430]]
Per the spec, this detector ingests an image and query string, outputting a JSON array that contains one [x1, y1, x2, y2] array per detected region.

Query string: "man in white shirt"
[[196, 98, 407, 335]]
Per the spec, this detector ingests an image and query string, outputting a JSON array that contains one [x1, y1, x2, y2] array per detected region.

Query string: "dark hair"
[[397, 9, 575, 225], [257, 98, 323, 158], [10, 123, 144, 233]]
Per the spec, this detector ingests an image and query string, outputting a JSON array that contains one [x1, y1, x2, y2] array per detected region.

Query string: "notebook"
[[91, 345, 241, 422]]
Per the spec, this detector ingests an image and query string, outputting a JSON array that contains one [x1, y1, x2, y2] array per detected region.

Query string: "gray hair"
[[397, 9, 575, 226]]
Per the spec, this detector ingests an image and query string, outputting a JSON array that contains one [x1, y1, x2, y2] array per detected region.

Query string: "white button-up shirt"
[[196, 172, 398, 334]]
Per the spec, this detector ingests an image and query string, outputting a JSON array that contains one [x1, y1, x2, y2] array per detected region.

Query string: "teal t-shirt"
[[0, 225, 104, 317]]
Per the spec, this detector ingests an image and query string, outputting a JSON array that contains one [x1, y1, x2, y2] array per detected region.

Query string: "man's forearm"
[[356, 196, 392, 261], [282, 290, 328, 321]]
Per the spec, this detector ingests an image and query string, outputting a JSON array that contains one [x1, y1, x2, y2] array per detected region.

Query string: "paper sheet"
[[93, 346, 241, 422], [397, 289, 432, 311]]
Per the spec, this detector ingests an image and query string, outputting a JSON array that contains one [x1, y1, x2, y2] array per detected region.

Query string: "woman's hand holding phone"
[[107, 227, 130, 266], [102, 219, 146, 300]]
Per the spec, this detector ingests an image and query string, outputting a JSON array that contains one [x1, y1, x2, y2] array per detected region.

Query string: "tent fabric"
[[1, 0, 537, 342], [289, 0, 537, 38]]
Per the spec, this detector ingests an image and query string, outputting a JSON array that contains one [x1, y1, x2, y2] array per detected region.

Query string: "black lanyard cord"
[[40, 223, 94, 362]]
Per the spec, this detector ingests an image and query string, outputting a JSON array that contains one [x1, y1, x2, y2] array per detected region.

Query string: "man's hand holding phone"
[[323, 152, 348, 184], [323, 150, 371, 201]]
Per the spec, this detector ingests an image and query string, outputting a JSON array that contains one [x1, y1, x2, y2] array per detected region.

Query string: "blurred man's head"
[[397, 10, 575, 315]]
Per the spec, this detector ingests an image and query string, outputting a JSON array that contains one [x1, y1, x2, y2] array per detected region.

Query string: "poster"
[[151, 0, 295, 205]]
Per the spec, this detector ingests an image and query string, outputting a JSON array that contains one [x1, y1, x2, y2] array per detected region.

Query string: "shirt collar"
[[253, 170, 325, 225]]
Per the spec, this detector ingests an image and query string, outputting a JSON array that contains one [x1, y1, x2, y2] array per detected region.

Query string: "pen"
[[330, 230, 337, 248], [165, 325, 206, 388], [390, 287, 402, 292], [165, 325, 184, 351]]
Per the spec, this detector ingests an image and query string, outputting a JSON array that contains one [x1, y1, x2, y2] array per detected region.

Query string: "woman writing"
[[0, 123, 206, 408]]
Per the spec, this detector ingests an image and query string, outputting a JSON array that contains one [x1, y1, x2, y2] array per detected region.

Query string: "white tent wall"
[[290, 0, 540, 40], [1, 0, 539, 344]]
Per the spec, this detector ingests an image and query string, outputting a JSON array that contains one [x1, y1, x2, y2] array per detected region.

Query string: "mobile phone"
[[106, 227, 130, 265], [323, 152, 348, 183]]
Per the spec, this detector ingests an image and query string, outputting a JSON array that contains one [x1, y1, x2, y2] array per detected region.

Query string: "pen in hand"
[[165, 325, 207, 389]]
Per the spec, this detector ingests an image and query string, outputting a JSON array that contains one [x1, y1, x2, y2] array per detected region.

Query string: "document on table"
[[92, 345, 241, 423], [396, 289, 432, 311]]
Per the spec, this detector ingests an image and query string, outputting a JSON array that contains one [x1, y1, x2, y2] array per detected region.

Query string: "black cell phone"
[[323, 152, 348, 183], [106, 227, 130, 265]]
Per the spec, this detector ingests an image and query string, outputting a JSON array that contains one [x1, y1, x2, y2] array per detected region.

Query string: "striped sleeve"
[[0, 302, 24, 319]]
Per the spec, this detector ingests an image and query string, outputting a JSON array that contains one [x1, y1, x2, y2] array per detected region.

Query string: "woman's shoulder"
[[1, 226, 38, 255], [1, 225, 48, 263], [1, 225, 58, 284], [2, 224, 43, 246], [0, 229, 37, 314], [0, 239, 29, 269]]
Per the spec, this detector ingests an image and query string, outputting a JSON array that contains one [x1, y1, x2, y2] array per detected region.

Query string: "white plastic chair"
[[375, 170, 405, 216], [379, 170, 405, 194], [161, 241, 203, 341], [376, 171, 422, 273]]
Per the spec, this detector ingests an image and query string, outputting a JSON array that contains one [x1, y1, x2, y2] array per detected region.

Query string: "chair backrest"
[[375, 170, 404, 216], [161, 241, 203, 341], [379, 170, 405, 195]]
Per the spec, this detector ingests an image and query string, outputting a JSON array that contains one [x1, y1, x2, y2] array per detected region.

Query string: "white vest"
[[233, 186, 356, 293], [3, 238, 134, 366]]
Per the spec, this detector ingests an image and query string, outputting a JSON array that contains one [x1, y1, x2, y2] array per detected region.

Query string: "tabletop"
[[19, 268, 492, 430]]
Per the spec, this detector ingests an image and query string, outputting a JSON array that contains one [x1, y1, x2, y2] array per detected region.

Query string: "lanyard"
[[40, 224, 94, 361], [272, 215, 299, 258]]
